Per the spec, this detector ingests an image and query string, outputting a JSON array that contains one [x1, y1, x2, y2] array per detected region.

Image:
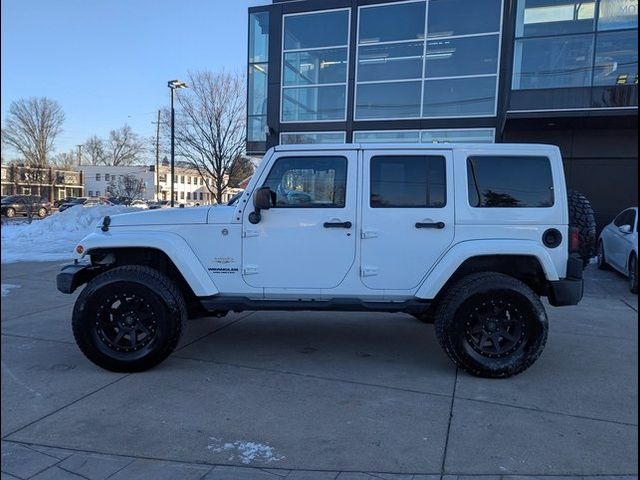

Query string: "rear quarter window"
[[467, 156, 554, 208]]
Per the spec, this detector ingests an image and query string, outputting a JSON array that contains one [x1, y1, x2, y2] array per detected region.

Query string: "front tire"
[[5, 207, 15, 218], [72, 265, 186, 372], [597, 241, 610, 270], [37, 207, 47, 218], [629, 254, 638, 295], [434, 272, 548, 378]]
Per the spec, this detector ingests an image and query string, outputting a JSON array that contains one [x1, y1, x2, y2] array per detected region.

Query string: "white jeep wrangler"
[[58, 143, 594, 378]]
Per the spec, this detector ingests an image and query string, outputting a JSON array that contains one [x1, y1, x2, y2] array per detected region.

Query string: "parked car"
[[58, 197, 105, 212], [129, 200, 149, 209], [54, 197, 77, 208], [147, 200, 170, 210], [597, 207, 638, 294], [1, 195, 51, 218], [58, 143, 595, 377]]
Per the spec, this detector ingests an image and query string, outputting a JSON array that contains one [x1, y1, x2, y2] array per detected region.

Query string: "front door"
[[242, 151, 358, 289], [360, 149, 455, 290]]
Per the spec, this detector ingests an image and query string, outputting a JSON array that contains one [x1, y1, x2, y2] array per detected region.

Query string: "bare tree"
[[105, 125, 145, 166], [166, 70, 246, 203], [228, 155, 256, 188], [1, 97, 65, 166], [51, 149, 77, 169], [83, 135, 106, 165], [108, 173, 146, 200]]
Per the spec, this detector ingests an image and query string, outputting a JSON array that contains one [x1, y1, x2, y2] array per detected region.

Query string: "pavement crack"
[[440, 367, 458, 478], [172, 354, 454, 399], [621, 298, 638, 312], [2, 374, 130, 440]]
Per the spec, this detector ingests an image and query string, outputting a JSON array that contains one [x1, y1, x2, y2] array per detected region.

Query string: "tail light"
[[569, 227, 580, 253]]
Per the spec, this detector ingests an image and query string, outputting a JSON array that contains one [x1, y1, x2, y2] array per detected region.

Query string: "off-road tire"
[[5, 207, 15, 218], [72, 265, 186, 372], [596, 241, 610, 270], [434, 272, 548, 378], [568, 190, 596, 267], [37, 207, 47, 218], [629, 254, 638, 295]]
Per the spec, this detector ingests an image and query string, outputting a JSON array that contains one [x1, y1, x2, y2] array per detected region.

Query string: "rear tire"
[[72, 265, 186, 372], [597, 241, 610, 270], [434, 272, 548, 378], [629, 254, 638, 295], [37, 207, 47, 218]]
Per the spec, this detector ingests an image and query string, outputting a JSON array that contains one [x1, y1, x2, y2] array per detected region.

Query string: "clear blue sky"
[[1, 0, 266, 159]]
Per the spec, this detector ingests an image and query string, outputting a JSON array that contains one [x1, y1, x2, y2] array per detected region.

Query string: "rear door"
[[360, 149, 455, 290]]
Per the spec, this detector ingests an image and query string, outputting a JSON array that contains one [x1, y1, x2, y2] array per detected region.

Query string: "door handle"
[[324, 221, 352, 229], [415, 222, 445, 229]]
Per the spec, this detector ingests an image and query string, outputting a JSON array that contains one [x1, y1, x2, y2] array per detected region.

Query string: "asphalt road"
[[1, 261, 637, 480]]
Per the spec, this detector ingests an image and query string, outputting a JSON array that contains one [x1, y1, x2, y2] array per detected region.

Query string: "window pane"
[[358, 42, 424, 81], [359, 2, 425, 44], [598, 0, 639, 30], [248, 63, 268, 116], [421, 129, 495, 143], [593, 30, 638, 86], [281, 85, 346, 121], [248, 115, 267, 142], [263, 156, 347, 207], [280, 132, 346, 144], [356, 81, 422, 119], [354, 131, 421, 143], [284, 10, 349, 50], [283, 48, 347, 86], [467, 156, 554, 207], [370, 155, 446, 208], [422, 76, 496, 116], [428, 0, 502, 38], [249, 12, 269, 63], [425, 35, 500, 78], [512, 34, 594, 89], [515, 0, 596, 37]]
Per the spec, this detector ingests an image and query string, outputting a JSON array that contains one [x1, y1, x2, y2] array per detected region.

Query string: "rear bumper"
[[548, 256, 584, 307], [56, 263, 100, 294]]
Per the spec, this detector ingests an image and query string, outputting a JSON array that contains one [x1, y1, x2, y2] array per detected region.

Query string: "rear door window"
[[370, 155, 446, 208], [467, 156, 554, 208]]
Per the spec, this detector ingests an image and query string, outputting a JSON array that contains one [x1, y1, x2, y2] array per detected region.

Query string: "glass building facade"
[[248, 0, 637, 228]]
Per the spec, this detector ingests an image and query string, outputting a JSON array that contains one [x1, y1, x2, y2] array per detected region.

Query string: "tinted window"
[[467, 156, 554, 208], [614, 209, 636, 227], [263, 156, 347, 208], [284, 10, 349, 50], [359, 2, 425, 44], [370, 155, 446, 208], [428, 0, 502, 38]]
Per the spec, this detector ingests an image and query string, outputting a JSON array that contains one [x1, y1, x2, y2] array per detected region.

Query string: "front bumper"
[[548, 256, 584, 307], [56, 262, 100, 294]]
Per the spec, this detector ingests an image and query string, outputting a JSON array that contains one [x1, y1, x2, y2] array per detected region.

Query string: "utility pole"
[[152, 110, 161, 201], [76, 144, 83, 166]]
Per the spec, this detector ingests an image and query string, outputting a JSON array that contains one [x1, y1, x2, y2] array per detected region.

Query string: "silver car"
[[597, 207, 638, 294]]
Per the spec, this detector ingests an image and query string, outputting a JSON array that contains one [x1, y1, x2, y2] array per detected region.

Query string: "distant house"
[[1, 164, 84, 201]]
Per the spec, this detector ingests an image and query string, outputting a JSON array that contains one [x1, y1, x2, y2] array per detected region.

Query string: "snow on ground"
[[207, 437, 284, 464], [1, 205, 137, 264], [1, 284, 20, 297]]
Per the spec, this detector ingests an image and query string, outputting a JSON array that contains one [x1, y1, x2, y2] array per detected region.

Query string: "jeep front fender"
[[76, 231, 219, 297], [415, 240, 560, 300]]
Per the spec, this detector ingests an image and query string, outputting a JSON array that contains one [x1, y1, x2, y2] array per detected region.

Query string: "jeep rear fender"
[[77, 231, 219, 297], [415, 240, 560, 299]]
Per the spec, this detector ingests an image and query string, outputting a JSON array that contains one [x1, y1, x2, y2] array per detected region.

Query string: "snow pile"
[[1, 205, 137, 263], [207, 437, 284, 465], [1, 284, 20, 297]]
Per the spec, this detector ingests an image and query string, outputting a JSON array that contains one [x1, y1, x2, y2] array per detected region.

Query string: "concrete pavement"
[[1, 261, 637, 479]]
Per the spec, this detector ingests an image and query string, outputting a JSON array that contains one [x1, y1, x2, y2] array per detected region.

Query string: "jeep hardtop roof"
[[273, 143, 560, 153]]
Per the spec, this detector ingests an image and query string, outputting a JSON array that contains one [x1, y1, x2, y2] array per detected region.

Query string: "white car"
[[129, 200, 149, 209], [597, 207, 638, 294], [57, 143, 595, 377]]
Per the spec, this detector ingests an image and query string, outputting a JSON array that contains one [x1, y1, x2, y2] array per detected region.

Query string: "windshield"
[[1, 196, 18, 203]]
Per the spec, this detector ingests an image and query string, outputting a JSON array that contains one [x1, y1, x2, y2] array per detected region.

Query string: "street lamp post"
[[167, 80, 188, 207]]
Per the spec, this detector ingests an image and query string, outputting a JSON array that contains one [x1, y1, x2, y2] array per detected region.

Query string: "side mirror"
[[248, 186, 275, 224], [618, 224, 632, 234]]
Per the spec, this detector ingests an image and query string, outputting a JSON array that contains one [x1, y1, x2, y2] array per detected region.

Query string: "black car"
[[1, 195, 51, 218], [54, 197, 77, 208], [58, 197, 106, 212]]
